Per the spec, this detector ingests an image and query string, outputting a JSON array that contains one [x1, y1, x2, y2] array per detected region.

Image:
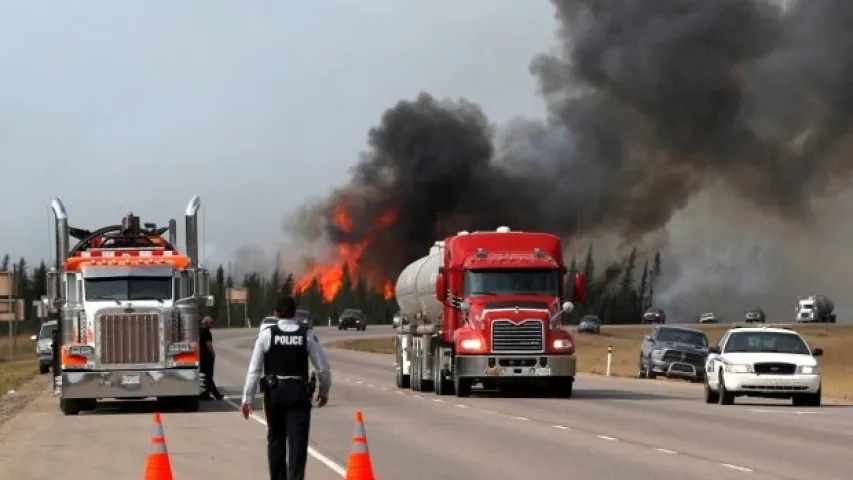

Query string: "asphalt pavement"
[[3, 325, 852, 479]]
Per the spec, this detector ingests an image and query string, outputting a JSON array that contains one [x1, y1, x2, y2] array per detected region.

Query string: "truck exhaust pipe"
[[184, 196, 200, 268], [50, 198, 69, 268], [168, 219, 177, 246]]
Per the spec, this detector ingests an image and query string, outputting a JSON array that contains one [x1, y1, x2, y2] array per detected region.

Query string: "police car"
[[704, 325, 823, 406]]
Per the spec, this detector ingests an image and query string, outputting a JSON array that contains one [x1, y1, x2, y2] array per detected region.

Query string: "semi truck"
[[46, 196, 212, 415], [796, 295, 836, 323], [393, 226, 586, 398]]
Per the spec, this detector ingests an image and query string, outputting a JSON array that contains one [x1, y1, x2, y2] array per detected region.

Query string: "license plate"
[[534, 367, 551, 376], [484, 367, 501, 376], [121, 374, 140, 386]]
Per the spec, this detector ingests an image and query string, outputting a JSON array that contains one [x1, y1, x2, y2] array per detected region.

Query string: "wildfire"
[[293, 205, 398, 303]]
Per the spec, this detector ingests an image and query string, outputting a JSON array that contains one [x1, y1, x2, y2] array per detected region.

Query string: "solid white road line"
[[721, 463, 754, 472], [224, 398, 347, 476]]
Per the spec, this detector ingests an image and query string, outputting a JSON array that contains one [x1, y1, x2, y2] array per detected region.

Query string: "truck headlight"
[[725, 364, 753, 373], [797, 365, 820, 374], [651, 350, 664, 360], [459, 339, 483, 350], [553, 339, 572, 349], [167, 342, 195, 354], [67, 345, 94, 356]]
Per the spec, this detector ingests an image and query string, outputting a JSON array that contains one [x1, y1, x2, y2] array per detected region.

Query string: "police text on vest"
[[274, 335, 304, 346]]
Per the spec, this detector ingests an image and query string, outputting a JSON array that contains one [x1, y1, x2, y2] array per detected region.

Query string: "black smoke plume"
[[290, 0, 853, 286]]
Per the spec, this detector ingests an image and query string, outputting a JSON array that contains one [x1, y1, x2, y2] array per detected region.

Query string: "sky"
[[0, 0, 557, 269]]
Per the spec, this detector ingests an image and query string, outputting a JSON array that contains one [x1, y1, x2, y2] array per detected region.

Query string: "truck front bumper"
[[61, 368, 200, 399], [455, 354, 576, 378]]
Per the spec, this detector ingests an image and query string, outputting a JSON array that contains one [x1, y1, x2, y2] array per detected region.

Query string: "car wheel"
[[718, 373, 735, 405], [704, 379, 719, 403], [39, 363, 50, 374], [454, 375, 472, 397], [645, 360, 657, 379], [637, 357, 647, 378], [806, 388, 822, 407]]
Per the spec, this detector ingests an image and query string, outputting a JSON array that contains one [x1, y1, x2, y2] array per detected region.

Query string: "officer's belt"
[[274, 375, 306, 381]]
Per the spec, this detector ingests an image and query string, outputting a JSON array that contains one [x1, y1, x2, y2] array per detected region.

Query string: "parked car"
[[638, 325, 710, 381], [577, 315, 601, 334], [30, 320, 58, 374], [295, 309, 313, 328], [338, 309, 366, 331], [643, 308, 666, 324]]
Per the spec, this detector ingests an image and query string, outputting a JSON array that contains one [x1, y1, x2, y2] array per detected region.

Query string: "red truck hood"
[[465, 295, 558, 327]]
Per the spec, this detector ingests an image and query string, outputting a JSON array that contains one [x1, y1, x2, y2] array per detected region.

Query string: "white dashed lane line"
[[339, 377, 755, 474]]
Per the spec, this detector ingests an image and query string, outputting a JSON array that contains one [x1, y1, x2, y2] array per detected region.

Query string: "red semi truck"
[[393, 226, 586, 398]]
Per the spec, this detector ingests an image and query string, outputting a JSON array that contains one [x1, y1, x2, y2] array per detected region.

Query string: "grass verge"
[[329, 324, 853, 400], [0, 334, 39, 394]]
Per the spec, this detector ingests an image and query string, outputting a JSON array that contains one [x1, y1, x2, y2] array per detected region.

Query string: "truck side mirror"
[[572, 272, 586, 303], [435, 272, 447, 302]]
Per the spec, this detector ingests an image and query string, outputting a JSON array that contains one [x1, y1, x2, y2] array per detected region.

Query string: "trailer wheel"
[[60, 398, 80, 416], [412, 358, 421, 391], [433, 352, 452, 396], [395, 365, 410, 389]]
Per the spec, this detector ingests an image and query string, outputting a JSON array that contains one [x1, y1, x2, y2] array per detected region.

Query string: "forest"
[[0, 245, 664, 335]]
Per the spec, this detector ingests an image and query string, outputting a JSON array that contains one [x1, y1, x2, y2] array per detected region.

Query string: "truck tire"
[[60, 398, 80, 416], [181, 396, 200, 412], [79, 398, 97, 411], [433, 352, 452, 395], [395, 365, 410, 389], [551, 378, 574, 398], [454, 376, 472, 397], [39, 363, 50, 374], [412, 359, 421, 391]]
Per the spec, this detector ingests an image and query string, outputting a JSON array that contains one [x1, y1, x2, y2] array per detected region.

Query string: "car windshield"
[[84, 276, 173, 301], [581, 316, 599, 324], [464, 268, 560, 296], [38, 324, 57, 339], [341, 309, 361, 317], [657, 329, 708, 347], [725, 332, 811, 355]]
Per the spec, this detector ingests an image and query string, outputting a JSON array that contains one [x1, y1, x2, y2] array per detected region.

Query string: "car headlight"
[[725, 364, 753, 373], [797, 365, 820, 374], [553, 339, 572, 349], [651, 350, 664, 360], [459, 339, 483, 350]]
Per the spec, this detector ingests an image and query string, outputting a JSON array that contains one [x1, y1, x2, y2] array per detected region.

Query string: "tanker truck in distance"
[[393, 226, 586, 398], [45, 197, 212, 415], [796, 295, 836, 323]]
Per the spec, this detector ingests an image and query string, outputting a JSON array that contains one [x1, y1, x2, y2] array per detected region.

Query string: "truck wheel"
[[412, 360, 421, 391], [395, 365, 410, 389], [433, 353, 452, 395], [39, 363, 50, 375], [454, 376, 472, 397], [60, 398, 80, 416], [79, 398, 97, 411], [552, 378, 573, 398]]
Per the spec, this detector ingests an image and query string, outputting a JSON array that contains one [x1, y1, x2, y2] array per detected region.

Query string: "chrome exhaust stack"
[[184, 196, 200, 268]]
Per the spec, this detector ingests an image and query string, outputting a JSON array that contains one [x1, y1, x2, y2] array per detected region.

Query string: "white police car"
[[704, 325, 822, 406]]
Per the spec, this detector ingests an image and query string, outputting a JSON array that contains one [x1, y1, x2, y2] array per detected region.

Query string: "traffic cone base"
[[341, 411, 380, 480], [143, 412, 175, 480]]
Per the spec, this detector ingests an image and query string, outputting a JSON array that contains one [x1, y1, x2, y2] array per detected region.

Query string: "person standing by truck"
[[199, 316, 224, 400]]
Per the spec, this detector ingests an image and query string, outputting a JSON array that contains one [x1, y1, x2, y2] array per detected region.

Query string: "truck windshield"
[[464, 269, 559, 296], [84, 276, 173, 301]]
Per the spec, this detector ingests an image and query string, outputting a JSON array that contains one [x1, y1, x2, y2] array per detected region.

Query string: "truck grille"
[[99, 313, 161, 365], [753, 362, 796, 375], [491, 319, 544, 352], [662, 350, 706, 364]]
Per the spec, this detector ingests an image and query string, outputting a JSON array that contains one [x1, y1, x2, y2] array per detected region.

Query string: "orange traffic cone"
[[341, 411, 380, 480], [142, 412, 175, 480]]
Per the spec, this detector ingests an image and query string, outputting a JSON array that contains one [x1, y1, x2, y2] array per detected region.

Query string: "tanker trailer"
[[796, 295, 836, 323], [393, 227, 587, 398]]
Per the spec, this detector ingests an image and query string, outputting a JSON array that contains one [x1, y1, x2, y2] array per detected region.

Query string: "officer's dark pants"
[[200, 358, 222, 398], [266, 380, 312, 480]]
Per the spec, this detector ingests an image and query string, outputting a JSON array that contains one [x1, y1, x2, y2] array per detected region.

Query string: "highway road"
[[2, 326, 852, 479]]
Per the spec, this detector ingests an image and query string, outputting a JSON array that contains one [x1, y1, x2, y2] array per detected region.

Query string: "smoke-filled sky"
[[0, 0, 555, 268], [292, 0, 853, 322]]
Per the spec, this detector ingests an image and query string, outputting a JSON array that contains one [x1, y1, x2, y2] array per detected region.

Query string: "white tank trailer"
[[796, 295, 836, 323], [394, 241, 444, 334]]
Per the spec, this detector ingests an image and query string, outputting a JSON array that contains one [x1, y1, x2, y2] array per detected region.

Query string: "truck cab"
[[394, 226, 585, 398], [46, 197, 212, 415]]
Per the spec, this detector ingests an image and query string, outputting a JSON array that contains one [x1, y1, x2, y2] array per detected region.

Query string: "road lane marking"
[[432, 399, 445, 403], [596, 435, 618, 441], [396, 391, 405, 395], [455, 404, 469, 408], [553, 425, 570, 430], [412, 394, 423, 399], [367, 384, 375, 388], [223, 398, 346, 476], [479, 409, 496, 414], [721, 463, 753, 472], [510, 416, 529, 421], [655, 448, 677, 454]]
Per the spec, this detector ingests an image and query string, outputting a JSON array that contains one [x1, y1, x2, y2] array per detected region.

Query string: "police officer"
[[240, 295, 331, 480]]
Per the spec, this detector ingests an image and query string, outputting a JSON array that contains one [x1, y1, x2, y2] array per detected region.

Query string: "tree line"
[[0, 244, 664, 334]]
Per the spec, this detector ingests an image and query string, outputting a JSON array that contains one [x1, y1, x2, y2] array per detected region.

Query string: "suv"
[[295, 309, 313, 328], [696, 312, 719, 324], [643, 308, 666, 324], [744, 308, 766, 324], [704, 326, 822, 406], [338, 309, 366, 331], [31, 320, 58, 374], [638, 325, 710, 381]]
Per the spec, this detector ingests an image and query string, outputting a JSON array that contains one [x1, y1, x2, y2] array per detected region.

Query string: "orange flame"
[[294, 205, 398, 303]]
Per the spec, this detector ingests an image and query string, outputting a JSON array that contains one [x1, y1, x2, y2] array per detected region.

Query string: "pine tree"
[[1, 254, 9, 271], [637, 259, 649, 312]]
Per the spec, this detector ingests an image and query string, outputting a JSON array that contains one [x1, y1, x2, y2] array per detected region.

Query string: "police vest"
[[263, 324, 310, 379]]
